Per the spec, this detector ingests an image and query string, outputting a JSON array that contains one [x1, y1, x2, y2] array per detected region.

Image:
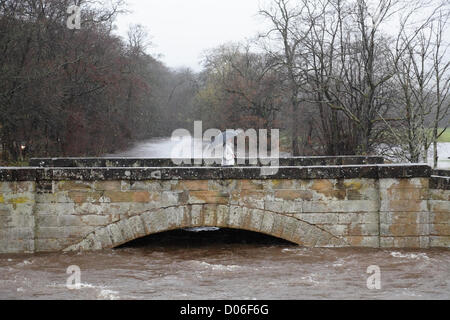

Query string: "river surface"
[[107, 137, 450, 169], [0, 138, 449, 300]]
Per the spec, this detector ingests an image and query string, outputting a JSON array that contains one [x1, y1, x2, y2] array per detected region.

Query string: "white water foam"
[[390, 252, 430, 260], [47, 282, 100, 289], [281, 248, 298, 253], [97, 289, 120, 300], [17, 260, 33, 266], [195, 261, 243, 272], [332, 258, 346, 267], [300, 274, 321, 285], [47, 282, 120, 300]]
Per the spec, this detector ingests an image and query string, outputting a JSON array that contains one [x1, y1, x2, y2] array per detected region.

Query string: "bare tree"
[[259, 0, 311, 155], [431, 10, 450, 167], [259, 0, 449, 160], [383, 2, 450, 166]]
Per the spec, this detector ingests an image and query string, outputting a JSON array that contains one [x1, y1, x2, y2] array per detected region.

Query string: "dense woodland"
[[1, 0, 449, 167]]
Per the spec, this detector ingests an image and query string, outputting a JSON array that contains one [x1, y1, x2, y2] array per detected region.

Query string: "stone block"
[[430, 211, 450, 224], [381, 188, 429, 201], [107, 223, 124, 245], [202, 205, 217, 227], [430, 236, 450, 247], [271, 214, 284, 238], [237, 180, 264, 190], [0, 227, 34, 240], [302, 200, 378, 213], [63, 226, 95, 239], [116, 219, 135, 242], [188, 191, 229, 205], [36, 239, 67, 252], [141, 210, 169, 234], [264, 180, 301, 190], [274, 190, 313, 201], [348, 223, 379, 236], [190, 205, 203, 227], [36, 227, 65, 239], [393, 237, 421, 248], [166, 206, 185, 228], [380, 178, 428, 190], [130, 181, 162, 192], [345, 236, 379, 248], [173, 180, 210, 191], [67, 191, 103, 204], [260, 212, 275, 234], [321, 224, 348, 236], [36, 215, 59, 227], [228, 206, 242, 228], [380, 200, 428, 212], [380, 212, 429, 225], [380, 223, 429, 236], [35, 203, 76, 216], [249, 209, 264, 231], [431, 223, 450, 236], [293, 213, 339, 224], [93, 227, 114, 248], [57, 181, 93, 192], [280, 218, 298, 241], [102, 191, 132, 203], [80, 215, 110, 227], [216, 205, 229, 228], [264, 201, 284, 213], [430, 200, 450, 213]]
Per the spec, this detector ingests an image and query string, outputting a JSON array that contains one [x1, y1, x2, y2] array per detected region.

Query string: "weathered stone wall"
[[0, 163, 449, 253], [0, 181, 35, 253], [379, 178, 430, 248], [430, 175, 450, 248]]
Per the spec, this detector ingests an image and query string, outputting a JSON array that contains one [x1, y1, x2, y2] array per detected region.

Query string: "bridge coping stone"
[[0, 163, 432, 182], [29, 156, 385, 168]]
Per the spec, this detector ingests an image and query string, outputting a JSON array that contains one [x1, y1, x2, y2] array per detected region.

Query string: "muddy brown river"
[[0, 228, 449, 300]]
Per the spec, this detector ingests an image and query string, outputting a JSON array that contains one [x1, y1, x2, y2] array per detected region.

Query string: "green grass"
[[438, 128, 450, 142]]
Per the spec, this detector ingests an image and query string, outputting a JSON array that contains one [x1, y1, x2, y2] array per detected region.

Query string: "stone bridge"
[[0, 156, 449, 253]]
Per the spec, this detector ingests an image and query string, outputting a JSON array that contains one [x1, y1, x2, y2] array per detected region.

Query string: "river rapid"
[[0, 138, 449, 300]]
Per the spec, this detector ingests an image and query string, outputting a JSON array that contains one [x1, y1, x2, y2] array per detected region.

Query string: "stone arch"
[[64, 205, 348, 251]]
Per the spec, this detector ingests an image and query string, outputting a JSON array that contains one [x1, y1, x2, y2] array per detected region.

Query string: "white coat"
[[222, 143, 235, 166]]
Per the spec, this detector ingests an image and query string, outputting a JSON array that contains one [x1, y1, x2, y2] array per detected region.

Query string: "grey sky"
[[115, 0, 266, 71], [114, 0, 449, 71]]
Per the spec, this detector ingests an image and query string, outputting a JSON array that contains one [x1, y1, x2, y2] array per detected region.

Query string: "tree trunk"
[[291, 103, 300, 156], [433, 133, 438, 169]]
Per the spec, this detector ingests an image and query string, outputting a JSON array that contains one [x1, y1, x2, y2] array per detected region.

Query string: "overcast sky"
[[114, 0, 449, 72], [115, 0, 266, 71]]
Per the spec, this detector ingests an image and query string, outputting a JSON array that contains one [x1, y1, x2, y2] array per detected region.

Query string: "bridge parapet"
[[30, 156, 384, 168], [0, 159, 448, 253]]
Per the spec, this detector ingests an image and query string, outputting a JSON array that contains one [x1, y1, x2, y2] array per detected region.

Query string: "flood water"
[[0, 230, 449, 300], [1, 138, 449, 300], [107, 137, 450, 169]]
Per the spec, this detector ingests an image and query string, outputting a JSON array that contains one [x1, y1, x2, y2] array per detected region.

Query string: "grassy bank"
[[438, 128, 450, 142]]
